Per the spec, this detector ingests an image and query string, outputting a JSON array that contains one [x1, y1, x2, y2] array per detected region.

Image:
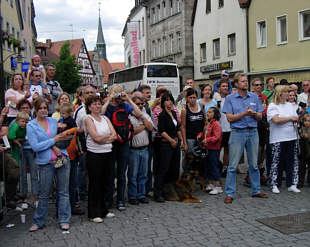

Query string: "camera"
[[115, 93, 122, 98], [299, 102, 307, 108], [7, 101, 16, 109]]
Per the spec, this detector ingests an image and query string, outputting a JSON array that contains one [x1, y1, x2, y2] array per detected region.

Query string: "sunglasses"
[[254, 84, 262, 86], [136, 103, 144, 106]]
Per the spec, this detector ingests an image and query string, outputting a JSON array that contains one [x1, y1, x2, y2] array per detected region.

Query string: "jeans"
[[154, 142, 180, 198], [225, 128, 261, 197], [110, 142, 130, 206], [33, 159, 71, 227], [182, 139, 196, 171], [206, 149, 221, 181], [21, 149, 39, 196], [128, 147, 149, 200], [69, 158, 78, 211], [146, 144, 153, 194], [77, 153, 88, 198]]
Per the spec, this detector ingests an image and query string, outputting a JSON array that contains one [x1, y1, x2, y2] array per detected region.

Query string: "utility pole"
[[0, 4, 5, 107]]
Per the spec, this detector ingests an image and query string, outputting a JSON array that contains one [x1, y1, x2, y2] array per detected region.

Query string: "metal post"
[[0, 14, 5, 108]]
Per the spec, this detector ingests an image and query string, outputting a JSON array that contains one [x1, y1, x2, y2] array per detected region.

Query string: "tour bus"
[[108, 63, 180, 101]]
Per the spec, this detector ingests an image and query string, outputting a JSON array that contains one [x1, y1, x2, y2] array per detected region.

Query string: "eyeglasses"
[[34, 75, 41, 77], [136, 103, 144, 106], [254, 84, 262, 86]]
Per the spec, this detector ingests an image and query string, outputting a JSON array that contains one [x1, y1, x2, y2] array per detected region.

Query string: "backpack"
[[107, 103, 134, 143]]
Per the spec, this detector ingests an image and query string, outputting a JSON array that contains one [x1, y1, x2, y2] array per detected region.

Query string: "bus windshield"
[[147, 65, 178, 78]]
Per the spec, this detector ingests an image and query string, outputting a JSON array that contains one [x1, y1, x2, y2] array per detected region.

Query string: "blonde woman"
[[51, 93, 71, 121], [267, 85, 300, 194]]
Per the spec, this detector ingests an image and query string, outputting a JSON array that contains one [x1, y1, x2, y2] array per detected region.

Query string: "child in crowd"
[[27, 55, 46, 85], [198, 107, 223, 195], [8, 112, 29, 164], [298, 114, 310, 188], [53, 102, 76, 168]]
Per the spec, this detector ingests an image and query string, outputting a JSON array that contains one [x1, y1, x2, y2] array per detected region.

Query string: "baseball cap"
[[221, 70, 229, 76]]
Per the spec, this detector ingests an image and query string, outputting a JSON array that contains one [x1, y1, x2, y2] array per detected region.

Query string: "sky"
[[33, 0, 135, 62]]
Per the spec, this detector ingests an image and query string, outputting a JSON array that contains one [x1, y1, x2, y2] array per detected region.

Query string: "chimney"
[[46, 39, 52, 48]]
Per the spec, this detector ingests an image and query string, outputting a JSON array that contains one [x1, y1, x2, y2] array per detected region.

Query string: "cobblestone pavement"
[[1, 173, 310, 247]]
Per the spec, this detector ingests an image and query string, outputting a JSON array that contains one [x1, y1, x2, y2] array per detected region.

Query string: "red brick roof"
[[99, 60, 125, 84], [111, 62, 125, 72], [46, 39, 83, 62]]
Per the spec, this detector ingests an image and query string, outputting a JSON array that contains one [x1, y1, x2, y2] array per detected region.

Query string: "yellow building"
[[1, 0, 24, 89], [248, 0, 310, 86]]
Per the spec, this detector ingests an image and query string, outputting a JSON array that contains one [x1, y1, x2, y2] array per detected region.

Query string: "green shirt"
[[262, 89, 274, 103], [8, 122, 26, 163]]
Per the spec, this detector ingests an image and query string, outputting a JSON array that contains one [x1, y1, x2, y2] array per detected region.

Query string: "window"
[[152, 40, 156, 58], [169, 34, 174, 53], [138, 20, 141, 39], [142, 17, 145, 37], [28, 7, 31, 25], [152, 8, 156, 24], [12, 27, 15, 37], [170, 0, 174, 15], [162, 1, 166, 18], [157, 4, 161, 21], [276, 15, 287, 44], [10, 0, 13, 7], [163, 36, 167, 55], [213, 38, 220, 59], [299, 9, 310, 40], [256, 20, 267, 47], [200, 43, 206, 62], [22, 0, 26, 20], [176, 0, 180, 13], [228, 33, 236, 56], [176, 32, 181, 51], [143, 49, 145, 63], [158, 39, 162, 57], [139, 51, 142, 65], [24, 39, 27, 58], [219, 0, 224, 8], [206, 0, 211, 14], [17, 31, 20, 40]]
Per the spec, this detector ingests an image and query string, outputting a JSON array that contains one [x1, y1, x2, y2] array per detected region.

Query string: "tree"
[[53, 41, 82, 94]]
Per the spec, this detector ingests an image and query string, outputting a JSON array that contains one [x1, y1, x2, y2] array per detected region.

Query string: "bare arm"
[[134, 125, 145, 134], [180, 108, 187, 151], [271, 115, 298, 124], [85, 117, 112, 144], [142, 116, 153, 131]]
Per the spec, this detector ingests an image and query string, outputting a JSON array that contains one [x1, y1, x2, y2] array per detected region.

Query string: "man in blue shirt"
[[222, 73, 268, 203]]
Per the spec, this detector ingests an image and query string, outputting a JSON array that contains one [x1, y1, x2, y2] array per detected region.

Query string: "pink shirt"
[[5, 89, 25, 117], [47, 119, 57, 161], [153, 106, 180, 125]]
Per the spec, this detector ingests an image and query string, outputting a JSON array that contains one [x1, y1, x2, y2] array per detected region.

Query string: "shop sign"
[[200, 61, 233, 73]]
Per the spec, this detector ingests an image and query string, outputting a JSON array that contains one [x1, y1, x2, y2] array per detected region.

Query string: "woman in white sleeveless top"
[[84, 95, 117, 223]]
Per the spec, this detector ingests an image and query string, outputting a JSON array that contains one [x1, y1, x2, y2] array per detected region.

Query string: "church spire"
[[96, 2, 107, 60]]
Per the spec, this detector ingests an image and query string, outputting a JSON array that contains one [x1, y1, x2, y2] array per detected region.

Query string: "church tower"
[[96, 9, 107, 60]]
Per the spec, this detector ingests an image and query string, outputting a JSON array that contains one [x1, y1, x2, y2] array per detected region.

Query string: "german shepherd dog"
[[185, 153, 206, 192], [162, 172, 202, 203]]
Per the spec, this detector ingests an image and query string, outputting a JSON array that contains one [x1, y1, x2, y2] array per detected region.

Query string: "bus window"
[[147, 65, 177, 78]]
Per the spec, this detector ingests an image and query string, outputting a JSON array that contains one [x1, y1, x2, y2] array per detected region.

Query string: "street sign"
[[22, 62, 30, 72]]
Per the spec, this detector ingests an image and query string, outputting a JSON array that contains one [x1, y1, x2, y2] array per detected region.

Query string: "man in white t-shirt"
[[29, 70, 51, 102], [297, 80, 310, 105]]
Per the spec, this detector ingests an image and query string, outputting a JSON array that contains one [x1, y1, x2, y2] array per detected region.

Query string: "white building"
[[122, 4, 147, 68], [192, 0, 249, 84]]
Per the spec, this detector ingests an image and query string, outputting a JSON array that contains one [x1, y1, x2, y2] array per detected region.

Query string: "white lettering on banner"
[[130, 31, 139, 66]]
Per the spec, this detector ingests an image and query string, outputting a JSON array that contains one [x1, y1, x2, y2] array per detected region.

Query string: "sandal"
[[60, 224, 70, 230], [29, 225, 39, 232]]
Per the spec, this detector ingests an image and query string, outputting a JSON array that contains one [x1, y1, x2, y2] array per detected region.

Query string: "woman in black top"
[[181, 88, 205, 171], [154, 93, 183, 202]]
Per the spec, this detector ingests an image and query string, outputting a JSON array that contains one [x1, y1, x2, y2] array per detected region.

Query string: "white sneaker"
[[209, 187, 223, 195], [272, 186, 280, 194], [288, 185, 300, 193], [34, 201, 38, 208], [106, 212, 115, 218], [205, 184, 215, 192], [91, 217, 103, 223]]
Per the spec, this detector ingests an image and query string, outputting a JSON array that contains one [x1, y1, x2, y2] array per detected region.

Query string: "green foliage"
[[53, 41, 82, 94]]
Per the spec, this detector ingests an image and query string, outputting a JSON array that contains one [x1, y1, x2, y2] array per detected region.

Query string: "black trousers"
[[86, 151, 113, 219], [154, 142, 180, 198]]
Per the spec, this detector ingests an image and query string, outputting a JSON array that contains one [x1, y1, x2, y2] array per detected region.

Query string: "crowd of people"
[[0, 56, 310, 231]]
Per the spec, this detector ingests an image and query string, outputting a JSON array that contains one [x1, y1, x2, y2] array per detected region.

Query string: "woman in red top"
[[201, 107, 223, 195]]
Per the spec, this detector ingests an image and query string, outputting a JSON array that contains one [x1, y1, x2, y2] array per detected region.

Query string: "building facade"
[[122, 4, 147, 68], [36, 38, 95, 85], [192, 0, 249, 86], [248, 0, 310, 85], [136, 0, 194, 89]]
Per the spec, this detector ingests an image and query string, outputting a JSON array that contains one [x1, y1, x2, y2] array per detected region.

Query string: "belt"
[[130, 146, 148, 150], [233, 127, 256, 130]]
